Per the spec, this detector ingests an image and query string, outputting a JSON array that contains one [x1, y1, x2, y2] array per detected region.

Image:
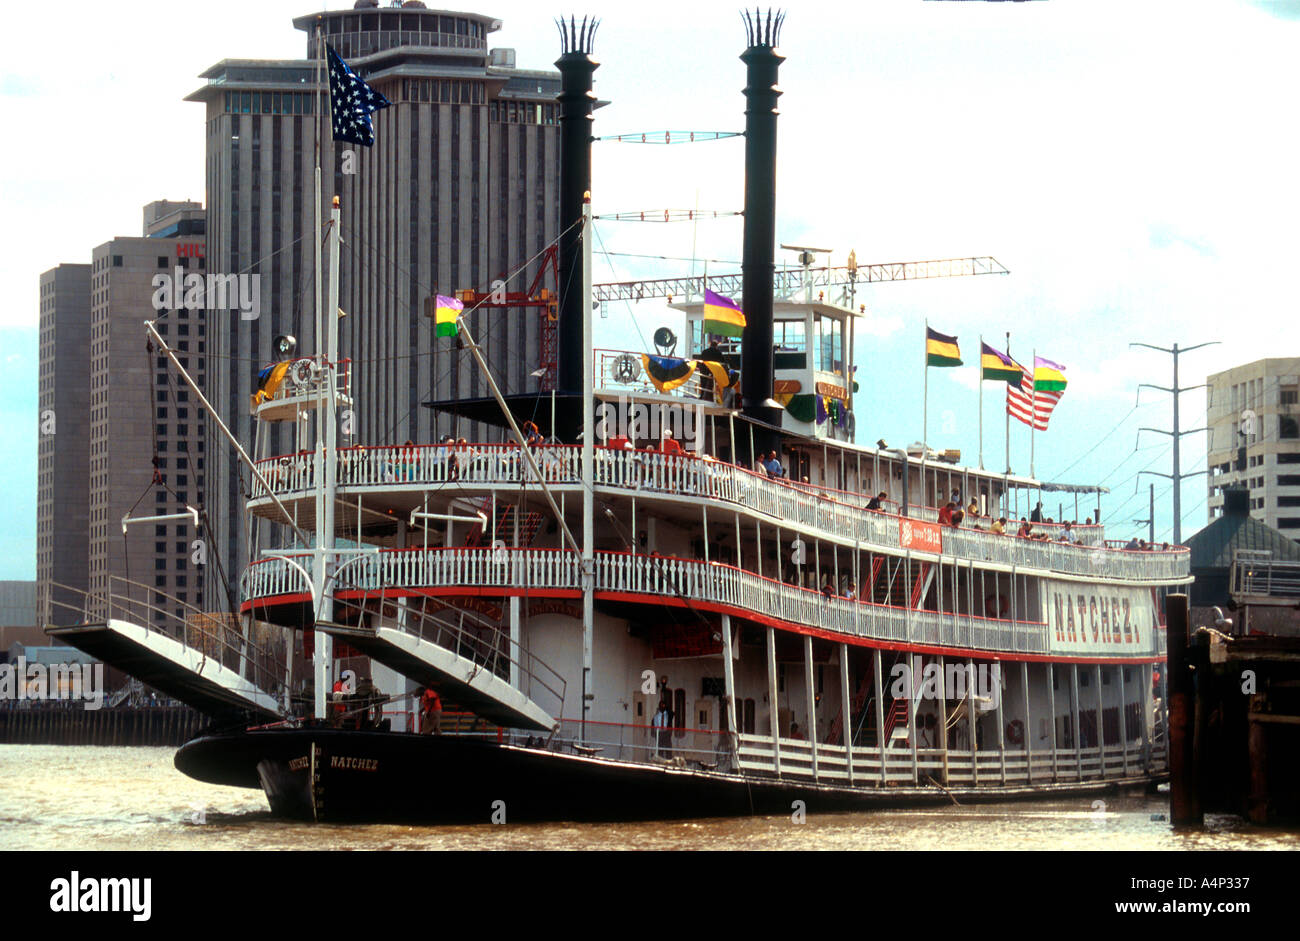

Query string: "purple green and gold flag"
[[925, 326, 962, 367], [980, 342, 1022, 384], [1033, 356, 1068, 392], [703, 289, 746, 337], [434, 295, 463, 337]]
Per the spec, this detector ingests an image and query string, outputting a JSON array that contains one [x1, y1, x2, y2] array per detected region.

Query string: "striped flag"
[[980, 342, 1023, 384], [434, 295, 463, 337], [702, 289, 746, 337], [925, 326, 962, 367], [1007, 365, 1063, 431]]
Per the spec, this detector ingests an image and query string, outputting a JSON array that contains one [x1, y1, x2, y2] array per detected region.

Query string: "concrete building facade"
[[186, 4, 562, 610], [38, 201, 208, 629], [37, 264, 91, 623], [1206, 356, 1300, 537]]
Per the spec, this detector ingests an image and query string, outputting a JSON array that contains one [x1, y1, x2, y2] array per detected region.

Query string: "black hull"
[[175, 729, 1167, 824]]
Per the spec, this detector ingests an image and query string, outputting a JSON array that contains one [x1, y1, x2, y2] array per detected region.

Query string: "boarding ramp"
[[43, 580, 287, 722], [320, 595, 563, 732], [1231, 550, 1300, 606]]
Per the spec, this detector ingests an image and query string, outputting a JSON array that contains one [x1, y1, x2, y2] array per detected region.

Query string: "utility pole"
[[1132, 482, 1155, 545], [1132, 340, 1218, 545]]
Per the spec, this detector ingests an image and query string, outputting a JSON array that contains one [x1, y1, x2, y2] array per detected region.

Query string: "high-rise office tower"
[[187, 4, 562, 611], [37, 263, 91, 623], [1206, 357, 1300, 536], [38, 201, 208, 626]]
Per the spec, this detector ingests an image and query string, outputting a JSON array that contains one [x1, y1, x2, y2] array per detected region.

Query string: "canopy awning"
[[422, 391, 587, 441]]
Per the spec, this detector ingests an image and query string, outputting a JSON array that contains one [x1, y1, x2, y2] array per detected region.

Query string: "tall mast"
[[311, 21, 334, 720]]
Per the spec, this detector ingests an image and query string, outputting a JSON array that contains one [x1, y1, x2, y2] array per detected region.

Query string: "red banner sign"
[[899, 518, 943, 553]]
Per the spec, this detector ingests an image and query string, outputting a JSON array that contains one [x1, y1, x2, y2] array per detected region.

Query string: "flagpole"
[[1030, 347, 1037, 480], [1004, 331, 1011, 519], [314, 22, 324, 363], [310, 19, 331, 720], [978, 333, 984, 469], [922, 318, 929, 450]]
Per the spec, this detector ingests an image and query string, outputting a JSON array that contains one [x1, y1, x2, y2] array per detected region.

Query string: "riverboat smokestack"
[[740, 9, 786, 455], [555, 16, 599, 397]]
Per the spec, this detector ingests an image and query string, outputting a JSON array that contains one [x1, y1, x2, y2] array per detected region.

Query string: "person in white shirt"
[[651, 700, 674, 758]]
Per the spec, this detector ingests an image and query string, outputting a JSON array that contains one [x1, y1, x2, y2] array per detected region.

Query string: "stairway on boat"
[[319, 593, 564, 733], [43, 580, 286, 722]]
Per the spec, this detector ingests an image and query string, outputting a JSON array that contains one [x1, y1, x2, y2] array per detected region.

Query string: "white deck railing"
[[247, 444, 1190, 583], [244, 547, 1156, 656], [735, 734, 1168, 786]]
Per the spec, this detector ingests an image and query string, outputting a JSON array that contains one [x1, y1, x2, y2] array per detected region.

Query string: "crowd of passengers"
[[330, 431, 1172, 551]]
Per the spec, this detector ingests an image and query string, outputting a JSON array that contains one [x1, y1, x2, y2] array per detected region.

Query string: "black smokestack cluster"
[[555, 16, 599, 397], [740, 9, 785, 454]]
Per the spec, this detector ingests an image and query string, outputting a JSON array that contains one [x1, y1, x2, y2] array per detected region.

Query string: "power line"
[[592, 222, 650, 353], [1130, 339, 1220, 545], [1045, 402, 1142, 480]]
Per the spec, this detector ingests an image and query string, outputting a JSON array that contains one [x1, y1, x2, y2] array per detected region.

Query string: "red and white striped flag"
[[1007, 365, 1063, 431]]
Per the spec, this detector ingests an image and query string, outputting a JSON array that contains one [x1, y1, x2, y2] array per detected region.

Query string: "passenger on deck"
[[967, 498, 980, 519], [1060, 522, 1078, 544], [991, 517, 1006, 535], [434, 435, 454, 478], [1017, 520, 1033, 539], [1124, 537, 1140, 550], [331, 677, 347, 727], [722, 371, 740, 409], [660, 431, 685, 456], [866, 491, 887, 512], [764, 451, 785, 478], [938, 502, 956, 527], [419, 686, 442, 735], [843, 580, 857, 601], [821, 579, 835, 600], [698, 341, 723, 400], [454, 437, 472, 478], [1030, 502, 1043, 523], [652, 700, 674, 758], [522, 421, 544, 448]]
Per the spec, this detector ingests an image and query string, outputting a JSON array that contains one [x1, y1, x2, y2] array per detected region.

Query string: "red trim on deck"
[[242, 582, 1159, 665]]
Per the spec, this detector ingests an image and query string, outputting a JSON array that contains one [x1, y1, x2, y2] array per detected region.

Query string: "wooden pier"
[[0, 705, 206, 747], [1167, 592, 1300, 826]]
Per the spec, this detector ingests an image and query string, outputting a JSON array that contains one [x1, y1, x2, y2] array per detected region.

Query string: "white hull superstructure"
[[230, 302, 1181, 803]]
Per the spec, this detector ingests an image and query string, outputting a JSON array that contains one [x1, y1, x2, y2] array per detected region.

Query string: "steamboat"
[[46, 9, 1182, 823]]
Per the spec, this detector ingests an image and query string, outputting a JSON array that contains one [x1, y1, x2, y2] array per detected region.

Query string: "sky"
[[2, 0, 1299, 577]]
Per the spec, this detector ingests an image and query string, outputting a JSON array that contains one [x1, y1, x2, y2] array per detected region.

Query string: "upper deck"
[[244, 441, 1189, 585]]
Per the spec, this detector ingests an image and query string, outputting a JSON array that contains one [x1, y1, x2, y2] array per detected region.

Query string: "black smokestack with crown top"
[[740, 9, 785, 457], [555, 16, 599, 397]]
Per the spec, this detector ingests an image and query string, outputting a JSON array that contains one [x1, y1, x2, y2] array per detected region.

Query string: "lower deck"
[[314, 582, 1169, 794]]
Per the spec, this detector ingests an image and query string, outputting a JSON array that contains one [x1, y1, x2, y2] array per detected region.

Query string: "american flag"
[[1007, 365, 1063, 431], [326, 44, 390, 147]]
